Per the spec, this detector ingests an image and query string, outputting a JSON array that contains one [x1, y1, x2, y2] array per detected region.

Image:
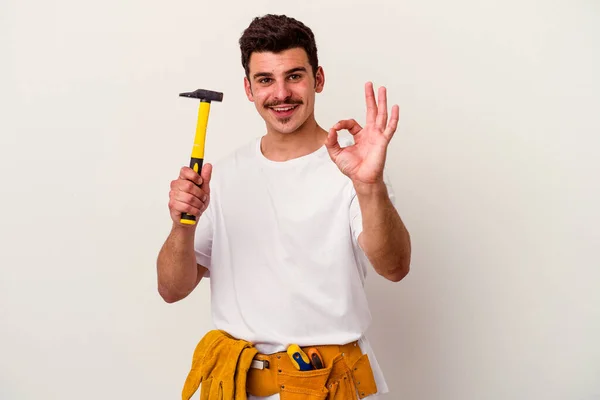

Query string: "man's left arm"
[[325, 82, 411, 282], [355, 180, 411, 282]]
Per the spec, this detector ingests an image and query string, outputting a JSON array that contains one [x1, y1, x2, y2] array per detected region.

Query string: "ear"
[[244, 77, 254, 102], [315, 66, 325, 93]]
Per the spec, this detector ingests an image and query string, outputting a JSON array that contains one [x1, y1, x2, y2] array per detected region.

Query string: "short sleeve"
[[194, 201, 214, 278]]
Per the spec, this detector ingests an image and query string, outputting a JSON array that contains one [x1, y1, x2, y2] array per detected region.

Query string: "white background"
[[1, 0, 599, 399]]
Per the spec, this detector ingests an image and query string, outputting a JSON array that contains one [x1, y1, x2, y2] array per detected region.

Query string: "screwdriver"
[[287, 345, 313, 371], [307, 348, 325, 369]]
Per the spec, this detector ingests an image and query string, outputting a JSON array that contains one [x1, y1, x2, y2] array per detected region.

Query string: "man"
[[157, 14, 411, 400]]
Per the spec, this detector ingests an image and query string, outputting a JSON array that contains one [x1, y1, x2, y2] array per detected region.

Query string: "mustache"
[[264, 99, 303, 108]]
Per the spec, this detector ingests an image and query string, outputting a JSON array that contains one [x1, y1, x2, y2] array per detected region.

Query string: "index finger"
[[334, 119, 363, 135], [180, 166, 203, 186]]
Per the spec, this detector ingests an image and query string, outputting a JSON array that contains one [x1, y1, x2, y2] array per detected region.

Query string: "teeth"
[[273, 106, 295, 111]]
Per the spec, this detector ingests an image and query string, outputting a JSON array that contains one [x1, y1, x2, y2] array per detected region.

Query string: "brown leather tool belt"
[[246, 341, 378, 400]]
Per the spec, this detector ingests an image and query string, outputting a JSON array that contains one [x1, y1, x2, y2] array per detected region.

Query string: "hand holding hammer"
[[168, 89, 223, 227]]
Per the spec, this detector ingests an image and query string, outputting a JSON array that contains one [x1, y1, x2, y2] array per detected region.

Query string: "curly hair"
[[239, 14, 319, 78]]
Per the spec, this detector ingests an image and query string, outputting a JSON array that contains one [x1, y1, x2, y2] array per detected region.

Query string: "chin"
[[267, 119, 303, 134], [277, 123, 302, 134]]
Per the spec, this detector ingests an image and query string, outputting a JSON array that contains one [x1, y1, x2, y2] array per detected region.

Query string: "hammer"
[[179, 88, 223, 225]]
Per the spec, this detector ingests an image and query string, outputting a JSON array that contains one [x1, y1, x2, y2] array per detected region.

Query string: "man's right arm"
[[157, 224, 208, 303], [156, 164, 212, 303]]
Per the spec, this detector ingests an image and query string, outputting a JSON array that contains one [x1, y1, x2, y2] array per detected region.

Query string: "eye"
[[258, 77, 272, 84], [288, 74, 301, 81]]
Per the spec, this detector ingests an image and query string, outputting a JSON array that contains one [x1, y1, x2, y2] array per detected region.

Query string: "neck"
[[261, 114, 328, 162]]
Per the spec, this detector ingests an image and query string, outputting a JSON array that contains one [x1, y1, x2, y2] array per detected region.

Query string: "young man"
[[157, 14, 411, 400]]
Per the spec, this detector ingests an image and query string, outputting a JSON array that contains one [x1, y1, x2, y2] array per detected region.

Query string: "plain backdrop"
[[1, 0, 599, 399]]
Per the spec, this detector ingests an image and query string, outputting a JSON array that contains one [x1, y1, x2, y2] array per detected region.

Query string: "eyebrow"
[[252, 67, 308, 80]]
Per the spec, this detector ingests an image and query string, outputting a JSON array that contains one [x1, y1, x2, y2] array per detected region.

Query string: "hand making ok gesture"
[[325, 82, 400, 187]]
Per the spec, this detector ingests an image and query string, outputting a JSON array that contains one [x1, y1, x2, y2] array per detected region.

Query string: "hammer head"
[[179, 89, 223, 103]]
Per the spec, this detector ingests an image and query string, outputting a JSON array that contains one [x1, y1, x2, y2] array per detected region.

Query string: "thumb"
[[325, 128, 342, 160], [201, 163, 213, 195]]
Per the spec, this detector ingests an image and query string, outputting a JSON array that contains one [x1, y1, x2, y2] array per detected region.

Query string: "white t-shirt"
[[194, 137, 394, 398]]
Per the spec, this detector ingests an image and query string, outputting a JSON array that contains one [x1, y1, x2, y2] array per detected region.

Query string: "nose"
[[273, 80, 292, 102]]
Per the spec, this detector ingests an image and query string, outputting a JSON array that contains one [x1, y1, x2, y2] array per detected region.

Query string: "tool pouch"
[[277, 352, 377, 400], [277, 364, 332, 400], [326, 353, 378, 399]]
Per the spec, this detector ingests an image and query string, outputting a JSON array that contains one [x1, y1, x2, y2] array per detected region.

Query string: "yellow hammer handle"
[[180, 101, 211, 225]]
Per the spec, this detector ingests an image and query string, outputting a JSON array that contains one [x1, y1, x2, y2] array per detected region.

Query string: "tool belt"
[[182, 330, 378, 400], [247, 341, 378, 400]]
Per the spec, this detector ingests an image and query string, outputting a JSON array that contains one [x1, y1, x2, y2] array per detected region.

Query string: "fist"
[[168, 163, 213, 226]]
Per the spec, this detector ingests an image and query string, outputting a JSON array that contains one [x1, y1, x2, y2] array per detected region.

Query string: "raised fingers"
[[365, 82, 377, 126], [384, 104, 400, 140], [376, 86, 388, 130]]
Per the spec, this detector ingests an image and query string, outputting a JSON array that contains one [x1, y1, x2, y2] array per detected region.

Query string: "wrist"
[[353, 179, 387, 198], [172, 221, 197, 235]]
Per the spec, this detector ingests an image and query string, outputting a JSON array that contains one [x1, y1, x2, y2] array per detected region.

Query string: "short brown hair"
[[239, 14, 319, 79]]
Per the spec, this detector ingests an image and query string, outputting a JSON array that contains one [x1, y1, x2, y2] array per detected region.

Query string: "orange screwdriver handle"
[[307, 348, 324, 369]]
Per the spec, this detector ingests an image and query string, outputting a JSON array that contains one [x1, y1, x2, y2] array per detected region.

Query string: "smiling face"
[[244, 47, 325, 135]]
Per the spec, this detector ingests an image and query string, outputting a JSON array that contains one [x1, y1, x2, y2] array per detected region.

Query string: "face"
[[244, 47, 325, 135]]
